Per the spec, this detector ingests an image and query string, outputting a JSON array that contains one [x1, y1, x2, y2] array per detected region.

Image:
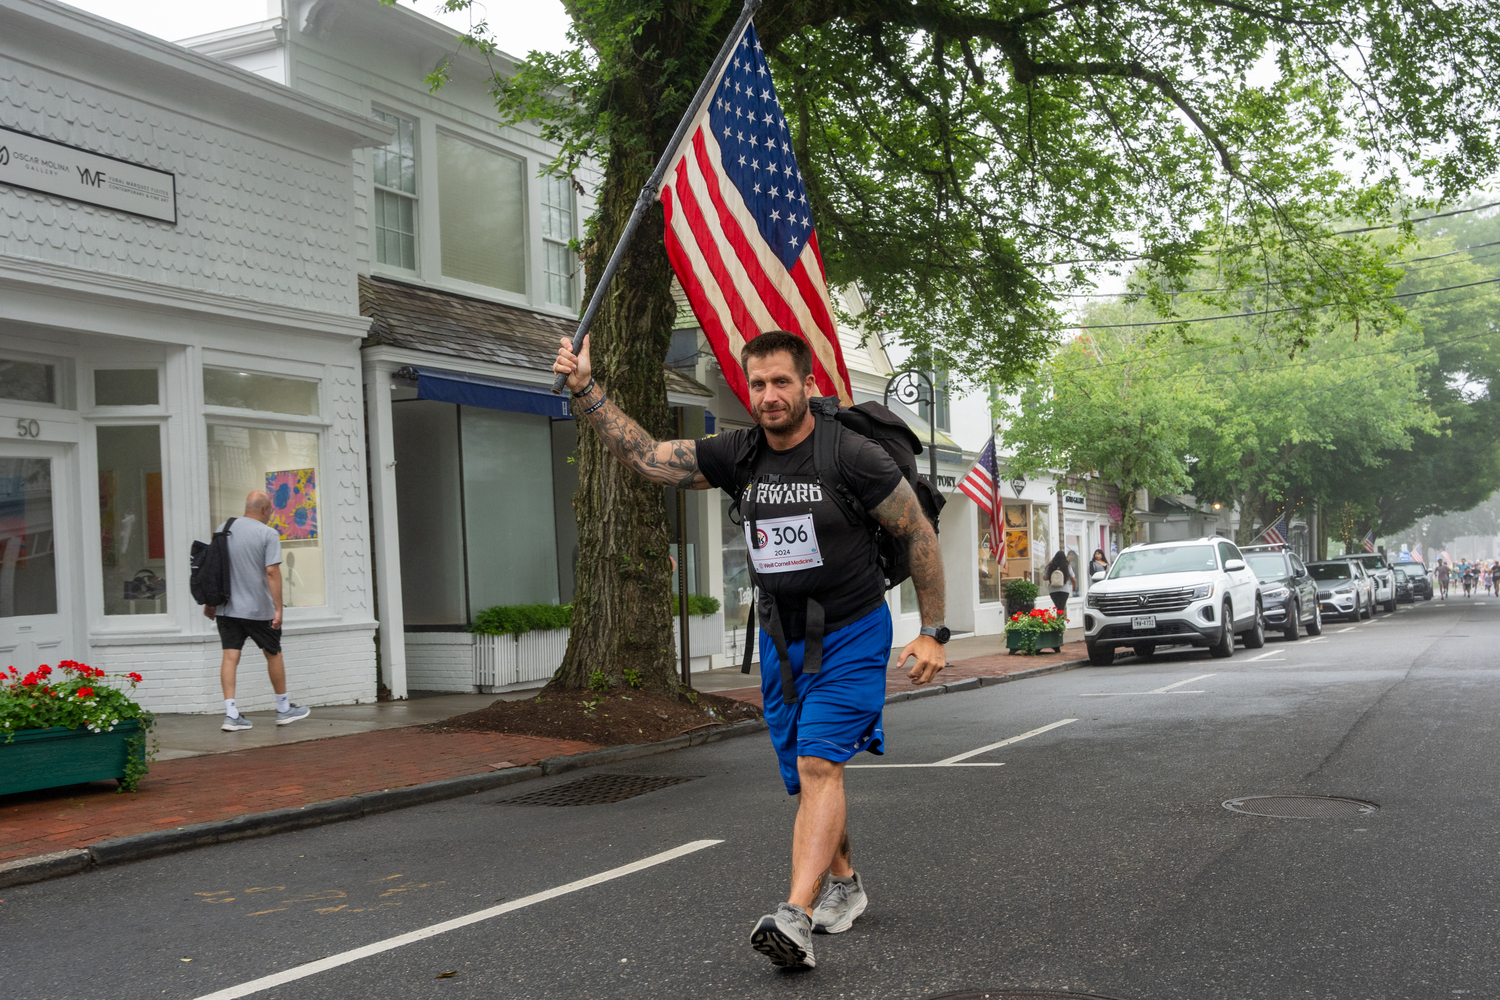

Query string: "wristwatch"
[[919, 625, 951, 644]]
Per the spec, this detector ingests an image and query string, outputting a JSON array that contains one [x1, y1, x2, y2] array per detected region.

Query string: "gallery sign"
[[1061, 489, 1087, 510], [0, 126, 176, 224]]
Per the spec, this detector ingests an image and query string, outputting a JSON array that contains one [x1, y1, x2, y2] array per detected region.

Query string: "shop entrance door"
[[0, 442, 69, 671]]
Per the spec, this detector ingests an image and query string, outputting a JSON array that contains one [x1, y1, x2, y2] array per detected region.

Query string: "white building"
[[0, 0, 392, 710]]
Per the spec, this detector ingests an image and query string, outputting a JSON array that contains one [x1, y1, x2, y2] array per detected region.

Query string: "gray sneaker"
[[812, 872, 867, 934], [750, 902, 816, 969], [276, 703, 311, 726], [221, 714, 253, 732]]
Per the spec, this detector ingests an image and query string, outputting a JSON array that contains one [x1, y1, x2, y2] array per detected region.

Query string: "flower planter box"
[[475, 628, 570, 692], [1006, 629, 1065, 655], [0, 719, 147, 797]]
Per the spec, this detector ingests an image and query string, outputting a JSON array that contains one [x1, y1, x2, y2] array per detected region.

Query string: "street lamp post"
[[884, 370, 938, 491]]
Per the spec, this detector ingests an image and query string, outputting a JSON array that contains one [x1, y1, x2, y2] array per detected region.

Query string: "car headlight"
[[1260, 585, 1289, 601], [1191, 583, 1214, 599], [1086, 593, 1101, 608], [1333, 585, 1353, 594]]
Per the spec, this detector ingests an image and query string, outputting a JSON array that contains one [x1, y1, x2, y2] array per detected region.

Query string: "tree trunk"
[[546, 62, 687, 695], [1119, 487, 1139, 545]]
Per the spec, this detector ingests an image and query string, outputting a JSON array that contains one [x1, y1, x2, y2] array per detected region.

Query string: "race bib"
[[746, 513, 824, 574]]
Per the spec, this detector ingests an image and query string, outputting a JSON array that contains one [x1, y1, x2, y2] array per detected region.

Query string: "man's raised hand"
[[554, 334, 592, 394]]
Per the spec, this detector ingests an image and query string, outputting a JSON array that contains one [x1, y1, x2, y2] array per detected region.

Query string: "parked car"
[[1330, 552, 1397, 612], [1393, 567, 1415, 604], [1395, 560, 1433, 600], [1084, 537, 1265, 665], [1308, 560, 1376, 621], [1240, 543, 1324, 639]]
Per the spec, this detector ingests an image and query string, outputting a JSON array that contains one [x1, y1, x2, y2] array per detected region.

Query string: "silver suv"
[[1084, 537, 1266, 665]]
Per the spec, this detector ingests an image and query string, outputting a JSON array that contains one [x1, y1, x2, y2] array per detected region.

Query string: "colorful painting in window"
[[266, 468, 318, 540]]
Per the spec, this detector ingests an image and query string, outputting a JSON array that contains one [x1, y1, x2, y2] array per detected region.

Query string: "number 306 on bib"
[[746, 513, 823, 574]]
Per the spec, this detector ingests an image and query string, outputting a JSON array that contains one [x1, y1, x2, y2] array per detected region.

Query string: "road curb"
[[2, 665, 1079, 888]]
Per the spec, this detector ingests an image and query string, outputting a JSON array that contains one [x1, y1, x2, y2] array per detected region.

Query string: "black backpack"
[[189, 517, 234, 607]]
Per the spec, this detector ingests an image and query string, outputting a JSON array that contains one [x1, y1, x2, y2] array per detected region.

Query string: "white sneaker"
[[750, 902, 816, 969], [276, 703, 311, 726], [812, 872, 868, 934], [221, 714, 253, 732]]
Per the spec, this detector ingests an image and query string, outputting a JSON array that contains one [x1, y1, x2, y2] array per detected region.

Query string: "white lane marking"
[[1337, 627, 1358, 633], [1247, 651, 1284, 661], [1149, 673, 1217, 693], [192, 840, 723, 1000], [934, 718, 1079, 765], [1305, 637, 1326, 643]]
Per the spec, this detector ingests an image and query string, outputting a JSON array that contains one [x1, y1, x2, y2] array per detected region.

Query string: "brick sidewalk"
[[0, 728, 596, 864], [715, 640, 1088, 709]]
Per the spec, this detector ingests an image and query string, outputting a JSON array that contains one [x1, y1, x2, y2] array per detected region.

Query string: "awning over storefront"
[[398, 365, 572, 419]]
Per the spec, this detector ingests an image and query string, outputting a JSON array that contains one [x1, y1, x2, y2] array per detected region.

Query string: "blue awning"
[[404, 366, 573, 420]]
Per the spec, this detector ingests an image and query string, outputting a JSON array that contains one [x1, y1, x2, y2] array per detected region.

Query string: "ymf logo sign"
[[77, 166, 106, 187]]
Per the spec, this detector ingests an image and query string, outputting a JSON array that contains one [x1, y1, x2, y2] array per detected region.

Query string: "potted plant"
[[1004, 578, 1039, 617], [1003, 606, 1068, 655], [0, 661, 153, 795]]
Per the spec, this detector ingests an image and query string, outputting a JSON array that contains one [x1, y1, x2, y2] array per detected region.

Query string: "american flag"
[[658, 21, 853, 412], [1362, 530, 1377, 553], [1411, 543, 1423, 563], [959, 435, 1005, 568], [1257, 513, 1288, 546]]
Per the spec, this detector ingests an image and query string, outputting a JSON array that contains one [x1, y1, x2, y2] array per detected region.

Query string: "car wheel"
[[1306, 602, 1323, 636], [1360, 595, 1373, 620], [1133, 642, 1157, 660], [1384, 595, 1397, 613], [1209, 604, 1235, 658], [1241, 601, 1267, 648], [1283, 601, 1301, 640], [1087, 642, 1115, 666]]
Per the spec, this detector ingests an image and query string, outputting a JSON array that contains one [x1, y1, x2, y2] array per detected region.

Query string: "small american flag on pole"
[[1257, 512, 1288, 546], [959, 435, 1006, 570], [1362, 530, 1377, 553], [658, 21, 853, 412]]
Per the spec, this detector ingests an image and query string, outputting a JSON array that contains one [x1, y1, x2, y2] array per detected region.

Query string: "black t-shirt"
[[698, 426, 904, 640]]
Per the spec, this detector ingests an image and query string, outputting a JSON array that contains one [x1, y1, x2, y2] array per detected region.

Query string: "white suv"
[[1084, 537, 1266, 665]]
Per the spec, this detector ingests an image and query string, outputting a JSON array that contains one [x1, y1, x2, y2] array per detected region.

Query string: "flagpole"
[[552, 0, 765, 394]]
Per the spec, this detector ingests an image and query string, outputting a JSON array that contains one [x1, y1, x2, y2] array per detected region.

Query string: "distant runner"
[[555, 330, 948, 971]]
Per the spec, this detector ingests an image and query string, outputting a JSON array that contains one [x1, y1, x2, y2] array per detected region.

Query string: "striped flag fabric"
[[658, 21, 853, 413], [958, 435, 1006, 569], [1257, 513, 1288, 546], [1362, 530, 1377, 553], [1411, 543, 1423, 563]]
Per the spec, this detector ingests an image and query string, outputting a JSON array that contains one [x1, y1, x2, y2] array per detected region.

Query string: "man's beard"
[[755, 390, 808, 431]]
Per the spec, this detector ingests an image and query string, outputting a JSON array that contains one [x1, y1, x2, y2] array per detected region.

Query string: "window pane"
[[0, 359, 55, 404], [0, 458, 57, 617], [460, 406, 558, 611], [540, 173, 574, 240], [203, 369, 319, 416], [392, 400, 467, 624], [98, 425, 166, 615], [207, 425, 325, 607], [372, 110, 416, 194], [94, 369, 158, 406], [438, 132, 525, 292], [899, 576, 919, 614], [545, 240, 577, 308], [375, 189, 417, 270], [978, 508, 1000, 603], [721, 492, 749, 630]]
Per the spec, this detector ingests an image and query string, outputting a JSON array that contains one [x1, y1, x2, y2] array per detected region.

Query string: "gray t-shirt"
[[216, 518, 283, 621]]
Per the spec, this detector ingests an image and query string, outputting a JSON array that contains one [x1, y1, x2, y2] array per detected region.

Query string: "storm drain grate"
[[496, 773, 701, 807], [924, 991, 1131, 1000], [1223, 795, 1378, 819]]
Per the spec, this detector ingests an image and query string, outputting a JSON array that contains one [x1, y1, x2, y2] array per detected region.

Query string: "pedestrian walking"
[[203, 490, 310, 732], [1089, 548, 1109, 579], [554, 330, 947, 971], [1436, 560, 1450, 599], [1045, 549, 1075, 615]]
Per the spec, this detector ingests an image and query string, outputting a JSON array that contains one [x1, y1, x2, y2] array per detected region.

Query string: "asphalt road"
[[6, 596, 1498, 1000]]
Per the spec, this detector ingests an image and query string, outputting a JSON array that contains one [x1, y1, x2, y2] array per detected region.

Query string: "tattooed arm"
[[554, 334, 710, 490], [871, 478, 947, 684]]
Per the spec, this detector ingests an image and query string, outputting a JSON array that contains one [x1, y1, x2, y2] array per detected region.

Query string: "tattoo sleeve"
[[571, 381, 710, 489], [871, 479, 946, 626]]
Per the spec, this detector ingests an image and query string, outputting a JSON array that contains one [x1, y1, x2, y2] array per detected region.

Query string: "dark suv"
[[1240, 544, 1324, 639], [1395, 560, 1433, 600]]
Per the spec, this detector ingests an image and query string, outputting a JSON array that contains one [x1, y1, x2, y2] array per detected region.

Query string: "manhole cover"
[[925, 991, 1130, 1000], [496, 773, 700, 807], [1223, 795, 1378, 819]]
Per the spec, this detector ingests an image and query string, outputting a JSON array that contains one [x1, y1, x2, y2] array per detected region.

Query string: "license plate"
[[1131, 615, 1156, 630]]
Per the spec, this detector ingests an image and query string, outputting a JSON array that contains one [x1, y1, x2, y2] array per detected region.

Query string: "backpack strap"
[[810, 397, 863, 527]]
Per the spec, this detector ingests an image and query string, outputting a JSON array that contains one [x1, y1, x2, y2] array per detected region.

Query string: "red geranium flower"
[[76, 687, 94, 698], [128, 672, 143, 683]]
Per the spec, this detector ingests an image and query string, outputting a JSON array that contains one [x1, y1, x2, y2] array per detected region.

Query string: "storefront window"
[[94, 370, 158, 407], [207, 425, 325, 608], [392, 400, 467, 624], [1031, 503, 1052, 580], [978, 508, 1000, 603], [0, 458, 56, 617], [98, 426, 166, 615], [1001, 503, 1032, 582], [203, 369, 320, 416], [460, 406, 559, 612], [0, 359, 55, 404], [437, 132, 526, 293]]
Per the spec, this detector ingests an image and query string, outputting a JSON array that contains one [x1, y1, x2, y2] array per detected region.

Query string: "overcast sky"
[[63, 0, 572, 56]]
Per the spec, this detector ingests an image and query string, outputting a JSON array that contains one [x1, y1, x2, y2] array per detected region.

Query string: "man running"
[[554, 330, 947, 971], [1437, 560, 1451, 599]]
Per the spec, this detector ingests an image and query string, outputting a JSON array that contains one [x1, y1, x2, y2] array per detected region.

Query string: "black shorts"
[[217, 616, 282, 655]]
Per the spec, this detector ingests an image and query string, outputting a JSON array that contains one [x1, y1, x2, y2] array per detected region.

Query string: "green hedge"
[[469, 603, 573, 636], [671, 594, 722, 617], [1004, 578, 1040, 603]]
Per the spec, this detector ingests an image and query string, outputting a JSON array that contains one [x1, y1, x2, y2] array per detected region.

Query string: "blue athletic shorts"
[[759, 602, 892, 795]]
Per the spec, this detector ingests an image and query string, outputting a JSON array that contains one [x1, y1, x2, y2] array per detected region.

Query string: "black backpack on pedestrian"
[[189, 518, 234, 607]]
